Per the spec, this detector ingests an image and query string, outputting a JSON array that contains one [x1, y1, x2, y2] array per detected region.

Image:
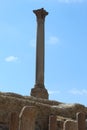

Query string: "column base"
[[30, 84, 49, 99]]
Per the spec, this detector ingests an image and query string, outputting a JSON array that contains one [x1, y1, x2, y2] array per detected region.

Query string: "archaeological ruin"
[[0, 8, 87, 130], [30, 8, 48, 99]]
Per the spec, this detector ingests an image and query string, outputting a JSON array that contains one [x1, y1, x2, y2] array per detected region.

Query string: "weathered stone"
[[0, 123, 9, 130], [57, 120, 64, 130], [30, 8, 49, 99], [31, 86, 48, 99], [76, 112, 85, 130], [63, 120, 78, 130], [19, 106, 37, 130], [35, 117, 49, 130], [86, 119, 87, 130], [49, 115, 57, 130], [9, 112, 19, 130], [0, 92, 86, 130]]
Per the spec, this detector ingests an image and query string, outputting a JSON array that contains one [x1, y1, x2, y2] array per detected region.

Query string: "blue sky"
[[0, 0, 87, 106]]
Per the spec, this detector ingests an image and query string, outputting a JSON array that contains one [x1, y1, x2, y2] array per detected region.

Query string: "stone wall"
[[0, 92, 87, 130]]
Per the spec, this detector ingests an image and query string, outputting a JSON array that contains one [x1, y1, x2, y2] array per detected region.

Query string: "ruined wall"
[[0, 92, 86, 130]]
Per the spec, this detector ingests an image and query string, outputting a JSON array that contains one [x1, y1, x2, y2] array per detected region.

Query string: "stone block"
[[63, 120, 78, 130], [31, 85, 48, 99], [49, 115, 57, 130], [76, 112, 85, 130], [9, 112, 19, 130], [19, 106, 37, 130]]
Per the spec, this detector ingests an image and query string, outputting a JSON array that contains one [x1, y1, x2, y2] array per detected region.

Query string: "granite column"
[[30, 8, 49, 99]]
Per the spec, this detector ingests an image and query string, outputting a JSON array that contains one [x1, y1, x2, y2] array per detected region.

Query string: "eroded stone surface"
[[30, 8, 49, 99], [49, 115, 57, 130], [63, 120, 78, 130], [19, 106, 37, 130], [0, 92, 86, 130], [76, 112, 86, 130], [9, 112, 19, 130]]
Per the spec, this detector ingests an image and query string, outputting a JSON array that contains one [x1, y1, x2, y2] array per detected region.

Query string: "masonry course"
[[0, 92, 87, 130]]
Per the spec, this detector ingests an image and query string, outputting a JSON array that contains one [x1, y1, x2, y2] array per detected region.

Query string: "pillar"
[[30, 8, 49, 99]]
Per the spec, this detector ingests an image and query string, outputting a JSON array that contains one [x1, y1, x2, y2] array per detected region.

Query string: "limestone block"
[[9, 112, 19, 130], [49, 115, 57, 130], [76, 112, 86, 130], [63, 120, 78, 130], [19, 106, 37, 130]]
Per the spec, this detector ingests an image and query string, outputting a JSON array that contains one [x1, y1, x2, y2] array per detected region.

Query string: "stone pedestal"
[[30, 8, 49, 99], [31, 84, 48, 99]]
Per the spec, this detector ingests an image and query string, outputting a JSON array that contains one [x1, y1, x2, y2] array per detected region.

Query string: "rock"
[[0, 92, 86, 130]]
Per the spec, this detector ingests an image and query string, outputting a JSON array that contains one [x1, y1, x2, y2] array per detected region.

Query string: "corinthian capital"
[[33, 8, 48, 19]]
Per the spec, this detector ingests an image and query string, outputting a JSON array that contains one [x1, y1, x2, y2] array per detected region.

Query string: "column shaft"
[[30, 8, 49, 99], [36, 18, 44, 85]]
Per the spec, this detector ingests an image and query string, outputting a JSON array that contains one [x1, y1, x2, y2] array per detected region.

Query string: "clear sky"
[[0, 0, 87, 106]]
